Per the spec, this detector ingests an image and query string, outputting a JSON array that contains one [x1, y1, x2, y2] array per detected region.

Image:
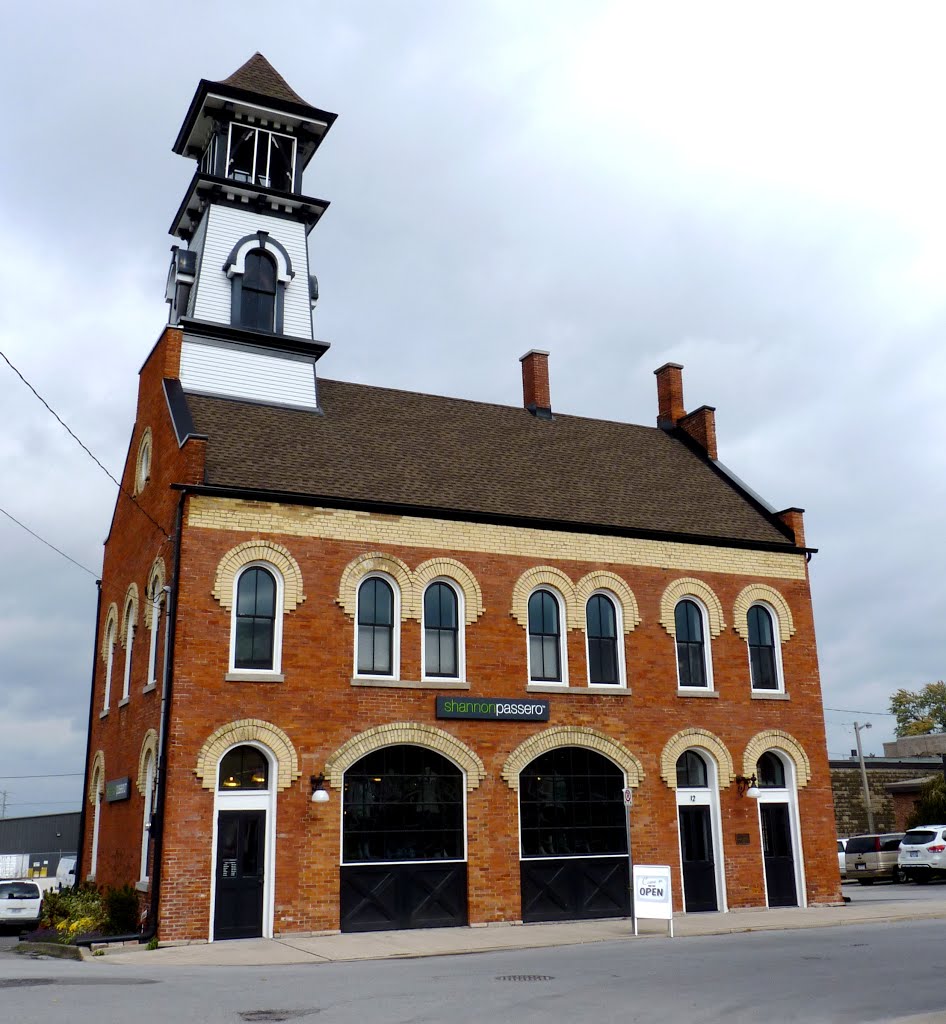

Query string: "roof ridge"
[[217, 52, 309, 107]]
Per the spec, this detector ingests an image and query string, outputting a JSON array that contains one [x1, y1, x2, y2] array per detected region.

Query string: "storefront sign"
[[435, 696, 550, 722], [632, 864, 674, 937], [105, 776, 131, 803]]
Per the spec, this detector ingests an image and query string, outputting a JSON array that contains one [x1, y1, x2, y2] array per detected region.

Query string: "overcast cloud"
[[2, 1, 944, 817]]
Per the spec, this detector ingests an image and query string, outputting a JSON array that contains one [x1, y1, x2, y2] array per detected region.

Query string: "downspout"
[[75, 579, 103, 886], [144, 491, 185, 941]]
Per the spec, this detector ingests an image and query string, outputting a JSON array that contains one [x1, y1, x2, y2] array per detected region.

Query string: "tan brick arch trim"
[[575, 572, 641, 633], [120, 583, 139, 646], [144, 557, 167, 629], [324, 723, 487, 792], [743, 730, 812, 788], [137, 729, 158, 796], [659, 729, 736, 790], [134, 427, 153, 495], [194, 719, 300, 792], [501, 727, 645, 791], [100, 604, 119, 662], [732, 585, 795, 643], [659, 577, 725, 638], [510, 566, 580, 630], [413, 558, 485, 624], [337, 552, 414, 622], [213, 541, 305, 613], [88, 751, 105, 805]]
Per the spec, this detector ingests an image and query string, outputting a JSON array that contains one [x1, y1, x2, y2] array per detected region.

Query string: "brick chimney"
[[654, 362, 685, 429], [776, 507, 806, 548], [520, 350, 552, 419], [679, 406, 718, 460]]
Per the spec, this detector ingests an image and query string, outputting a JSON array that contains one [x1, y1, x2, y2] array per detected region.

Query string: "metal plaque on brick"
[[105, 776, 131, 803], [436, 696, 550, 722]]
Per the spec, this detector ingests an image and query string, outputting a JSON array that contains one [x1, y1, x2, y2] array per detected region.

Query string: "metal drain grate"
[[238, 1011, 318, 1022], [495, 975, 554, 982]]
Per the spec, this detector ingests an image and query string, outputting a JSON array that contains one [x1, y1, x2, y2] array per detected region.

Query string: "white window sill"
[[351, 677, 470, 690], [751, 691, 790, 700], [119, 697, 130, 707], [527, 684, 631, 695], [143, 682, 157, 694], [225, 671, 285, 683], [135, 879, 150, 893], [677, 688, 719, 698], [99, 709, 109, 719]]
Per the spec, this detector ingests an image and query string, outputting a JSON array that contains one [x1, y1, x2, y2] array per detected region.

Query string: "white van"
[[55, 857, 77, 889]]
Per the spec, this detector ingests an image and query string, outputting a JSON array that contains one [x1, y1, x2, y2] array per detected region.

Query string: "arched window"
[[146, 576, 163, 690], [423, 582, 460, 679], [121, 598, 136, 702], [234, 566, 278, 671], [528, 589, 563, 683], [586, 593, 620, 685], [218, 745, 270, 791], [139, 751, 155, 883], [676, 750, 708, 788], [757, 751, 786, 788], [675, 599, 708, 689], [239, 250, 277, 332], [357, 576, 396, 677], [748, 604, 780, 691], [103, 615, 117, 713]]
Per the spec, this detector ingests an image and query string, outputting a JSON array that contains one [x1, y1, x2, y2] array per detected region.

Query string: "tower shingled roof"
[[218, 53, 309, 107]]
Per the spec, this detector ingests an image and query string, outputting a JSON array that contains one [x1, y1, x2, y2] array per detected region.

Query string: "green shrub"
[[41, 884, 107, 937], [103, 885, 140, 934], [906, 775, 946, 830]]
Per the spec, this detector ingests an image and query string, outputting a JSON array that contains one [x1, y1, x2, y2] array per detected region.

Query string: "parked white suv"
[[0, 881, 42, 930], [898, 825, 946, 884]]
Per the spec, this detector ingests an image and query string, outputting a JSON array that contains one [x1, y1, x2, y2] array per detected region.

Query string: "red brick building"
[[80, 54, 841, 943]]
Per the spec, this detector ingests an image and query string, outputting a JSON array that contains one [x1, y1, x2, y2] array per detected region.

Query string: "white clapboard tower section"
[[165, 54, 336, 409]]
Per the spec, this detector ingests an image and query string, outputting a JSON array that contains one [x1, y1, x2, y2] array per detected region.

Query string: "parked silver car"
[[845, 833, 905, 884]]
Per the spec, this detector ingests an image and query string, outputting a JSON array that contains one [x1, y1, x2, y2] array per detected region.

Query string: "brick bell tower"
[[164, 54, 337, 410]]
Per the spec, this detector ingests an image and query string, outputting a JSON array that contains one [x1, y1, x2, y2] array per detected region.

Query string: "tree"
[[905, 775, 946, 830], [889, 681, 946, 737]]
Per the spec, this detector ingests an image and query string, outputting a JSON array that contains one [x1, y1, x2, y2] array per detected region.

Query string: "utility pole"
[[854, 721, 875, 833], [0, 790, 7, 819]]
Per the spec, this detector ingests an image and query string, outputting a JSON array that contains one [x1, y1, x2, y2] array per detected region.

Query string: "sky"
[[2, 1, 945, 818]]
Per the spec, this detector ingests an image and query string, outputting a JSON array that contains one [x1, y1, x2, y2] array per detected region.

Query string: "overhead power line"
[[824, 707, 895, 717], [0, 772, 83, 780], [0, 504, 98, 578], [0, 346, 170, 540]]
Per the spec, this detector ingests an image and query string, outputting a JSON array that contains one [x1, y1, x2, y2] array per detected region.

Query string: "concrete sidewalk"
[[89, 897, 946, 968]]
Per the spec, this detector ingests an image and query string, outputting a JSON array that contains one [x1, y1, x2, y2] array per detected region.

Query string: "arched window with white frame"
[[102, 610, 117, 713], [356, 575, 399, 678], [121, 595, 137, 703], [139, 751, 155, 884], [146, 573, 163, 690], [586, 591, 625, 686], [422, 580, 463, 680], [527, 588, 566, 684], [674, 598, 712, 690], [748, 603, 783, 692], [231, 563, 283, 674]]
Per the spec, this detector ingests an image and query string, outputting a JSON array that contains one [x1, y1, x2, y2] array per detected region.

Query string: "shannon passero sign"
[[436, 696, 550, 722]]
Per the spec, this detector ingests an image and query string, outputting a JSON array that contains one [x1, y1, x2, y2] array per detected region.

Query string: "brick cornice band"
[[194, 719, 300, 792], [659, 577, 725, 638], [743, 729, 811, 787], [212, 540, 305, 613], [659, 728, 735, 789], [502, 726, 645, 791], [324, 723, 486, 792], [732, 584, 795, 643]]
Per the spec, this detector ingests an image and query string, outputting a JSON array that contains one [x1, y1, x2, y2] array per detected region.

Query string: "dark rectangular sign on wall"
[[105, 777, 131, 803], [436, 696, 550, 722]]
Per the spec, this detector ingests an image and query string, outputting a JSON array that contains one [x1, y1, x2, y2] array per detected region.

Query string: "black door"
[[340, 863, 468, 932], [520, 857, 630, 923], [760, 803, 798, 907], [214, 810, 265, 940], [679, 805, 717, 912]]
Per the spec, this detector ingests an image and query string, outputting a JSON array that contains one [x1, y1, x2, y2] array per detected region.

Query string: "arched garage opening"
[[340, 745, 467, 932], [519, 747, 629, 922]]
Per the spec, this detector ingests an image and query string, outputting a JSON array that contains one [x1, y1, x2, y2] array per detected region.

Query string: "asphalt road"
[[3, 916, 946, 1024]]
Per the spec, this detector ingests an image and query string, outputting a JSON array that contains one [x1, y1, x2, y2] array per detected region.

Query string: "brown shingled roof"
[[184, 380, 795, 548], [218, 53, 309, 107]]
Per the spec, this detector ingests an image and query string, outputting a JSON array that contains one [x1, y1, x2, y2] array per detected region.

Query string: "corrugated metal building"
[[0, 813, 80, 879]]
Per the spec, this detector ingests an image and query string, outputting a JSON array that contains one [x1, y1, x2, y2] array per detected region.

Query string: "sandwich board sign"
[[632, 864, 673, 937]]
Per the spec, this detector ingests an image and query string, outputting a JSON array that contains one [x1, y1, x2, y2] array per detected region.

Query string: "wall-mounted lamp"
[[735, 774, 760, 799], [310, 773, 329, 803]]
